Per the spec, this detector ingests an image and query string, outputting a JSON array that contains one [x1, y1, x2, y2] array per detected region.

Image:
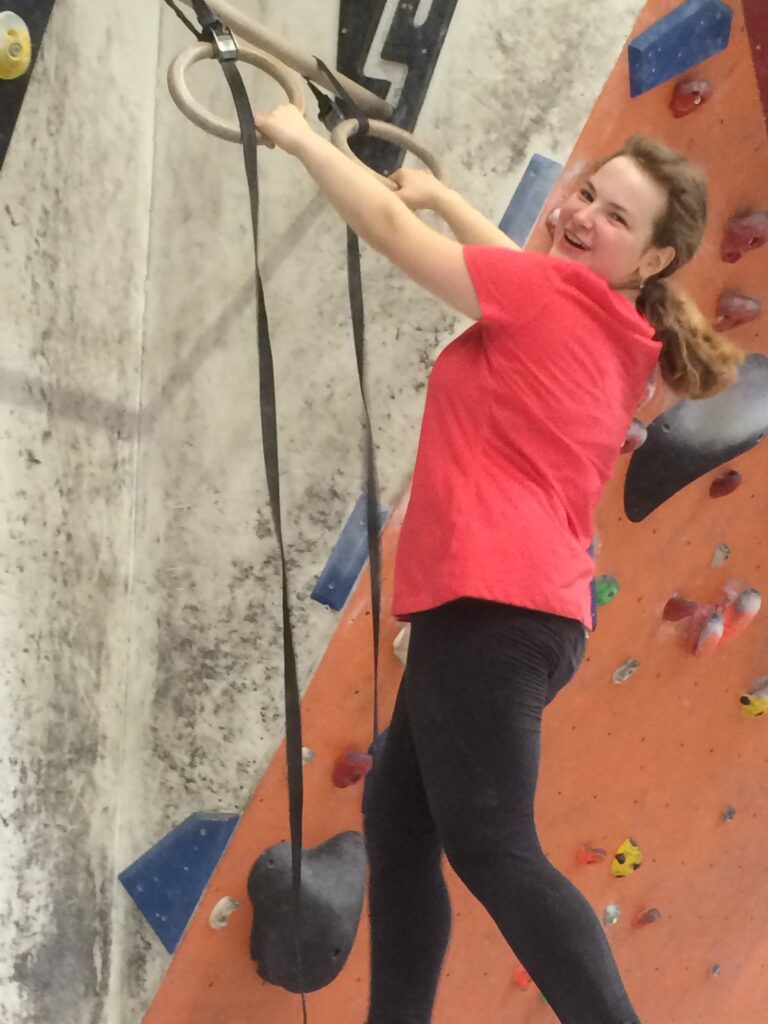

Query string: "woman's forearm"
[[294, 132, 411, 248], [291, 127, 520, 253], [431, 188, 521, 249]]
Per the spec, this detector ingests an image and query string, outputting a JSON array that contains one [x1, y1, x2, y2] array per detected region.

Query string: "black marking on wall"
[[337, 0, 459, 177], [0, 1, 58, 173]]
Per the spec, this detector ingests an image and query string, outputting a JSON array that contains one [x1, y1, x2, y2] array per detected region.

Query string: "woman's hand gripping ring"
[[168, 40, 306, 143], [330, 119, 447, 188]]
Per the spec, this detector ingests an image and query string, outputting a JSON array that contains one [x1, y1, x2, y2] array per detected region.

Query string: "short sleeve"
[[463, 246, 551, 326]]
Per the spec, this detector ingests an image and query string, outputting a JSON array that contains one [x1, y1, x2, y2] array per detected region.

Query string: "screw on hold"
[[595, 575, 620, 607], [722, 587, 761, 642], [714, 291, 762, 332], [720, 211, 768, 264], [740, 677, 768, 717], [576, 844, 607, 865], [711, 543, 731, 569], [711, 964, 721, 977], [721, 806, 736, 823], [612, 659, 640, 685], [209, 896, 240, 930], [670, 79, 713, 118], [332, 751, 373, 788], [301, 747, 316, 764], [603, 904, 621, 927], [634, 908, 662, 927], [663, 595, 699, 621], [692, 610, 724, 656], [513, 964, 533, 991], [621, 418, 647, 454], [710, 469, 742, 499]]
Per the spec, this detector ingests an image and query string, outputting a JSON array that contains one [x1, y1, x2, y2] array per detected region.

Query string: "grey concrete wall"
[[0, 1, 646, 1020]]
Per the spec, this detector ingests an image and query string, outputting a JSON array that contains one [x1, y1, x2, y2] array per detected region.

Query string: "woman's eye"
[[611, 213, 627, 225], [579, 189, 593, 201]]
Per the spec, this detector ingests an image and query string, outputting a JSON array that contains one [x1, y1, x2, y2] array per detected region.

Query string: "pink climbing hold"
[[670, 79, 713, 118], [621, 419, 647, 454], [714, 291, 762, 331], [710, 469, 742, 498], [663, 596, 699, 622], [691, 609, 724, 656], [576, 844, 607, 865], [720, 211, 768, 263], [719, 586, 762, 646], [332, 751, 373, 788]]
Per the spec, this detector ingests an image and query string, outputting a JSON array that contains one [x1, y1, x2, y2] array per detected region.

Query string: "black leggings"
[[363, 599, 641, 1024]]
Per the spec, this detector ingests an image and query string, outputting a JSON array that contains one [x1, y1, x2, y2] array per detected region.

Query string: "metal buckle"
[[210, 21, 238, 61]]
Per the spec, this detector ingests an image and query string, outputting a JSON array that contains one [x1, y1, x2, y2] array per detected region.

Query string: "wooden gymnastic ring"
[[168, 41, 306, 143], [330, 118, 447, 188]]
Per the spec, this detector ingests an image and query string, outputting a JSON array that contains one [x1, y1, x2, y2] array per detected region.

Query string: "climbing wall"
[[141, 1, 768, 1022]]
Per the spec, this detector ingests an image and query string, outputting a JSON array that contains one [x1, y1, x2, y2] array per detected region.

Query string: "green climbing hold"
[[595, 575, 620, 606]]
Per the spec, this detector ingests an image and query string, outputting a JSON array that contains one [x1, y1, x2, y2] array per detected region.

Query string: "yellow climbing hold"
[[0, 11, 32, 81], [611, 837, 643, 877], [740, 678, 768, 718]]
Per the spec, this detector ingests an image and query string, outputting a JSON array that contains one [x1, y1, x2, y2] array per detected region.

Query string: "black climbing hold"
[[624, 355, 768, 521], [247, 831, 366, 993]]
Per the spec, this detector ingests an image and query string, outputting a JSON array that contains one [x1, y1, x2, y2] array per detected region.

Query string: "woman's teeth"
[[565, 231, 588, 250]]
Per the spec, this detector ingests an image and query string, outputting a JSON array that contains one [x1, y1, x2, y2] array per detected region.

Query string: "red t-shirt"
[[391, 246, 662, 631]]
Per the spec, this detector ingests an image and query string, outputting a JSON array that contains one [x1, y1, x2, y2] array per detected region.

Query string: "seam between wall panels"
[[103, 5, 163, 1023]]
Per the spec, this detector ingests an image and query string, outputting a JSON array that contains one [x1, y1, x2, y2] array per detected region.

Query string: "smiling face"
[[549, 155, 676, 295]]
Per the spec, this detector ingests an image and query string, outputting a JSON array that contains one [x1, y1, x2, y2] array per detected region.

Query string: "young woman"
[[253, 105, 744, 1024]]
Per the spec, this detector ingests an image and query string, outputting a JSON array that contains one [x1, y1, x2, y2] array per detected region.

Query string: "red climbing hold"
[[332, 751, 373, 788], [710, 469, 742, 498], [634, 908, 663, 928], [691, 609, 724, 656], [670, 79, 713, 117], [720, 211, 768, 263], [714, 291, 762, 331], [621, 419, 647, 454], [576, 844, 607, 865], [514, 965, 533, 991], [719, 586, 762, 645], [663, 596, 699, 621]]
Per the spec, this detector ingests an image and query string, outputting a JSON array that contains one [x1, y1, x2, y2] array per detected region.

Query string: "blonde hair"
[[590, 136, 745, 400]]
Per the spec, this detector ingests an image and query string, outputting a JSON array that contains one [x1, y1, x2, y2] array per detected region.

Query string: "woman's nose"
[[572, 208, 594, 230]]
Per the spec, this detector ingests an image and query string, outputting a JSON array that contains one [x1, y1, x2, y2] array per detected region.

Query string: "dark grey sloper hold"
[[624, 354, 768, 522], [247, 831, 367, 993]]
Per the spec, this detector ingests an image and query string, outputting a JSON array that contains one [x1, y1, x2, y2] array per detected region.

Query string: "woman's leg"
[[364, 668, 452, 1024], [405, 599, 641, 1024]]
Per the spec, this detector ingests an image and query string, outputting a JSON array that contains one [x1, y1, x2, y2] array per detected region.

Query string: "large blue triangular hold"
[[119, 811, 239, 953], [628, 0, 733, 98]]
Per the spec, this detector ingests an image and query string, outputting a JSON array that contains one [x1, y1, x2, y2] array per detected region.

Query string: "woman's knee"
[[439, 812, 542, 893]]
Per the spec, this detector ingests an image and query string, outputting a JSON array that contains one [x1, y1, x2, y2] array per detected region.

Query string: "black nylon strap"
[[161, 0, 205, 40], [163, 5, 384, 1016], [175, 0, 308, 1018], [310, 59, 382, 742]]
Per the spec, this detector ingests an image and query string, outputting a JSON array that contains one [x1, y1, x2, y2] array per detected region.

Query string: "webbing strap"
[[161, 0, 385, 1016], [176, 1, 308, 1018], [312, 58, 382, 741]]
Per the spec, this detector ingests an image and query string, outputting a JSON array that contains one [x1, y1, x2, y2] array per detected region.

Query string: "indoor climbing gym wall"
[[0, 1, 766, 1023]]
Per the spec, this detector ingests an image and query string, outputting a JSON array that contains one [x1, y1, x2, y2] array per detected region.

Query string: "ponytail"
[[636, 278, 746, 400]]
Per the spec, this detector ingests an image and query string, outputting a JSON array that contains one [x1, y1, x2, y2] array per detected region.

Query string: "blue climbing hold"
[[119, 811, 239, 952], [312, 494, 388, 611], [499, 154, 563, 248], [628, 0, 733, 98]]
